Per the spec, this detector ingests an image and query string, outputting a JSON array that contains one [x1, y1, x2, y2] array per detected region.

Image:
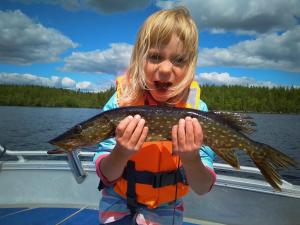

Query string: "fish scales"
[[49, 106, 296, 191]]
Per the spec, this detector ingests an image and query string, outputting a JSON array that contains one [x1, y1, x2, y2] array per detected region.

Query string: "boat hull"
[[1, 158, 300, 225]]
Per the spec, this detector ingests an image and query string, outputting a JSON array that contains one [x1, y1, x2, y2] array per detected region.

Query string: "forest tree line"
[[0, 85, 115, 108], [200, 85, 300, 113], [1, 84, 300, 113]]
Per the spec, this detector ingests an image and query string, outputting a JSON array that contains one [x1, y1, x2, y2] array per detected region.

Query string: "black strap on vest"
[[97, 180, 106, 191], [123, 162, 188, 188], [98, 160, 188, 217], [126, 160, 138, 217], [124, 160, 188, 216]]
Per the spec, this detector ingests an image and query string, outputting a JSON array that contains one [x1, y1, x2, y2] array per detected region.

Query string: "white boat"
[[0, 144, 299, 225]]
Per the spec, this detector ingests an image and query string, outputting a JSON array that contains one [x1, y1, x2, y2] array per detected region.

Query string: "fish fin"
[[249, 142, 297, 191], [213, 147, 240, 169], [253, 161, 282, 191], [212, 111, 256, 134], [47, 149, 66, 154]]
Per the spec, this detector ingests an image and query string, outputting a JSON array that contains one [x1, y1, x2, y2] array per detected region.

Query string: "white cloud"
[[10, 0, 81, 10], [0, 72, 113, 92], [8, 0, 300, 33], [197, 72, 277, 87], [0, 72, 55, 86], [8, 0, 151, 13], [199, 26, 300, 72], [0, 10, 77, 65], [73, 80, 113, 92], [156, 0, 300, 34], [85, 0, 151, 13], [51, 76, 63, 88], [76, 81, 92, 90], [61, 43, 133, 75], [0, 72, 73, 87], [61, 77, 76, 89]]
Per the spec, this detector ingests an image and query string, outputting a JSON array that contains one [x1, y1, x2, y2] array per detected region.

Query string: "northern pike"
[[49, 106, 296, 190]]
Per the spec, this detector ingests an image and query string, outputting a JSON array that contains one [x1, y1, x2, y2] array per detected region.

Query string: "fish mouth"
[[49, 133, 68, 145], [153, 81, 172, 92], [49, 125, 82, 145]]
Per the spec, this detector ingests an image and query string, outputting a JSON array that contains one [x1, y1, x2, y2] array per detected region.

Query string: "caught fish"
[[49, 106, 296, 190]]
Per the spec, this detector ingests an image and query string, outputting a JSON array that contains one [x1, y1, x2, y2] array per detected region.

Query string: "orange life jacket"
[[114, 76, 201, 209]]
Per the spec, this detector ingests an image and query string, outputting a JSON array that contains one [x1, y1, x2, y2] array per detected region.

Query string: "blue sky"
[[0, 0, 299, 92]]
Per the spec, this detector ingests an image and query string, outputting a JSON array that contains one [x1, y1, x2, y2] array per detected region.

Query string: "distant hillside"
[[200, 85, 300, 113], [0, 85, 115, 108], [0, 84, 299, 113]]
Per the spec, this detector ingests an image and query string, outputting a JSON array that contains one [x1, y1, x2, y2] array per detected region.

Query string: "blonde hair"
[[119, 7, 198, 106]]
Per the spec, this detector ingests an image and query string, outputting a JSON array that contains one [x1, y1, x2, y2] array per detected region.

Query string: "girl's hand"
[[172, 117, 203, 161], [114, 114, 148, 158]]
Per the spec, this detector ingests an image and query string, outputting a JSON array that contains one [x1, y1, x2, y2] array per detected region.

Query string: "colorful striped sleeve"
[[93, 91, 118, 162], [199, 99, 216, 169], [199, 99, 217, 188], [93, 92, 119, 185]]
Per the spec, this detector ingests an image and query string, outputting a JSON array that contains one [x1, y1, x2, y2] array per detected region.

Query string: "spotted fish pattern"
[[49, 106, 296, 191]]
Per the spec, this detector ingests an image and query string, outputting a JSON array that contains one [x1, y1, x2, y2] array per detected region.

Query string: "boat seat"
[[0, 207, 203, 225], [0, 207, 98, 225]]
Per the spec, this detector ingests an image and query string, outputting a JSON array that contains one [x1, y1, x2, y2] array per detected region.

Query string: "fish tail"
[[248, 142, 297, 191], [213, 147, 240, 169]]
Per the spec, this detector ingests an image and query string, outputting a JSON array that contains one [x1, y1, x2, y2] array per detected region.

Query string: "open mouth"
[[153, 81, 172, 91]]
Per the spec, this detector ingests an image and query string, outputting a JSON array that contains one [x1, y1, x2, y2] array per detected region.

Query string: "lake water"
[[0, 106, 299, 185]]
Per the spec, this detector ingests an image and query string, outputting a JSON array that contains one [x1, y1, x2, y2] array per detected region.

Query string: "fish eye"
[[73, 125, 82, 134]]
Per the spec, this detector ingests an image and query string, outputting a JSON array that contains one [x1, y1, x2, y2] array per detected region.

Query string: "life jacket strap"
[[123, 161, 188, 188], [97, 180, 106, 191], [126, 160, 138, 217]]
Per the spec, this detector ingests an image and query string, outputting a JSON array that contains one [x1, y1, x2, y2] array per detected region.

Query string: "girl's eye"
[[171, 56, 187, 66], [147, 53, 162, 63]]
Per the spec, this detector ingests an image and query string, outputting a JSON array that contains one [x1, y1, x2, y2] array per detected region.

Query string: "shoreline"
[[1, 105, 300, 115]]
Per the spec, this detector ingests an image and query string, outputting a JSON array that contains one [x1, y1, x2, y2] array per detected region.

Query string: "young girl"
[[94, 7, 216, 225]]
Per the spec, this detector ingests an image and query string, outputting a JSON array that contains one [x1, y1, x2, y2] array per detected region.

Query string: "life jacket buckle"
[[179, 166, 188, 185], [152, 171, 177, 188]]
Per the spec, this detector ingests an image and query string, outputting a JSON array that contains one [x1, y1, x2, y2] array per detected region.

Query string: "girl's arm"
[[180, 152, 216, 195], [94, 92, 147, 183], [172, 117, 215, 195], [100, 115, 148, 182]]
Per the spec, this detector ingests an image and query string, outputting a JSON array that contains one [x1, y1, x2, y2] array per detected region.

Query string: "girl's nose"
[[158, 60, 172, 74]]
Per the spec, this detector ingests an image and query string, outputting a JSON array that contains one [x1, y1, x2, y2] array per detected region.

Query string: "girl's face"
[[144, 35, 188, 103]]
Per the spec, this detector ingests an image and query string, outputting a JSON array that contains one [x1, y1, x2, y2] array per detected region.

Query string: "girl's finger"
[[185, 117, 194, 146], [130, 118, 146, 145], [177, 118, 186, 149], [172, 125, 179, 154], [192, 118, 203, 146], [115, 115, 133, 137], [135, 126, 149, 150], [122, 114, 141, 139]]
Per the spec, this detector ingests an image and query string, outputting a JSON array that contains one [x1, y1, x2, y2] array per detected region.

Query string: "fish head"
[[49, 113, 117, 152], [49, 124, 86, 151]]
